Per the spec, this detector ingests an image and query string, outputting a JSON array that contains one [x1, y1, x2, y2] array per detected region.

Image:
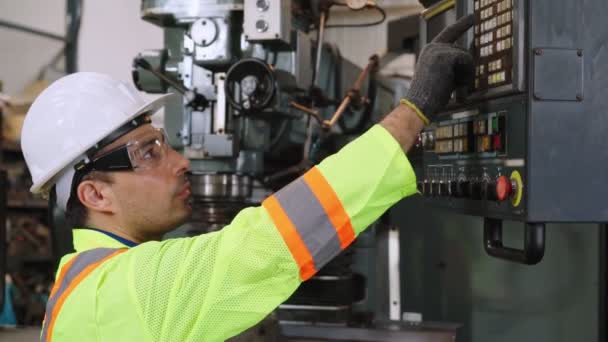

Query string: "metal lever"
[[291, 54, 378, 130], [313, 10, 327, 89], [483, 218, 545, 265], [324, 54, 378, 129], [289, 102, 324, 125], [134, 57, 209, 110]]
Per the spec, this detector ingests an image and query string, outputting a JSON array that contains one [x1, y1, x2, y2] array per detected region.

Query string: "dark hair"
[[64, 171, 113, 228]]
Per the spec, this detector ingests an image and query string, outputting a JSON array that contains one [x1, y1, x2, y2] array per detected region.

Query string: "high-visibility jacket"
[[40, 125, 418, 341]]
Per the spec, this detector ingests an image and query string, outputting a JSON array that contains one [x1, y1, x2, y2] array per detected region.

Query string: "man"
[[22, 16, 474, 342]]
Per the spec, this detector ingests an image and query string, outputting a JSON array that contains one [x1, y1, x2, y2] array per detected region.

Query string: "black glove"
[[402, 14, 476, 124]]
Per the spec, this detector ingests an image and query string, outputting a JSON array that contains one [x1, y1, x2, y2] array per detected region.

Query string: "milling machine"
[[133, 0, 387, 233]]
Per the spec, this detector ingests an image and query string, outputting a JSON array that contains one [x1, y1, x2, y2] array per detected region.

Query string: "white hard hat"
[[21, 72, 173, 208]]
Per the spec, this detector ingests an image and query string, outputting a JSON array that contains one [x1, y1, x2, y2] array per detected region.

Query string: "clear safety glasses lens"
[[126, 129, 169, 170], [88, 128, 169, 172]]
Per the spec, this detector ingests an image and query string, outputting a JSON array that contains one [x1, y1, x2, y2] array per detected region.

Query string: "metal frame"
[[421, 0, 456, 20], [65, 0, 81, 73], [280, 321, 459, 342], [419, 0, 455, 49], [600, 224, 606, 342]]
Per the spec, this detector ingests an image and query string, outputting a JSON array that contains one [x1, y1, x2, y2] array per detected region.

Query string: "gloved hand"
[[401, 14, 476, 124]]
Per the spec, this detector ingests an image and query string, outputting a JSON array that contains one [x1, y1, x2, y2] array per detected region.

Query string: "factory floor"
[[0, 327, 39, 341]]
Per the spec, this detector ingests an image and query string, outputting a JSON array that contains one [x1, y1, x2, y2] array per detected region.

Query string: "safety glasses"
[[77, 128, 169, 173]]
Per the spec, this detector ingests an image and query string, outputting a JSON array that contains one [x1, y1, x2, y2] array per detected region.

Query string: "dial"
[[240, 76, 259, 96], [256, 0, 270, 11], [255, 19, 269, 33]]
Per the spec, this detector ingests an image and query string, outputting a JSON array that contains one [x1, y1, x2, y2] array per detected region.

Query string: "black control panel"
[[414, 96, 525, 221], [416, 0, 608, 263], [417, 0, 526, 221]]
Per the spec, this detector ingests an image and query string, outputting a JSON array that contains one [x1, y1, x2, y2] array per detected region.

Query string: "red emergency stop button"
[[496, 175, 513, 201]]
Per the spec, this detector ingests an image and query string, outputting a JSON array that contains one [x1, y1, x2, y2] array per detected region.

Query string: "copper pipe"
[[354, 55, 379, 90], [325, 96, 352, 128], [323, 54, 379, 130], [289, 102, 324, 125]]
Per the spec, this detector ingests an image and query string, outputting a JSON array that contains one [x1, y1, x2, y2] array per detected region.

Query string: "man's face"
[[101, 124, 192, 237]]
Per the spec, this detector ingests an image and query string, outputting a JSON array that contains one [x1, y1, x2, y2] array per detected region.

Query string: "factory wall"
[[0, 0, 65, 94], [0, 0, 163, 124]]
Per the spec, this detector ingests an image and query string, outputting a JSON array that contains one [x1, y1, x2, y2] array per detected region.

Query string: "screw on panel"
[[577, 50, 583, 57], [576, 94, 584, 101], [534, 49, 543, 56]]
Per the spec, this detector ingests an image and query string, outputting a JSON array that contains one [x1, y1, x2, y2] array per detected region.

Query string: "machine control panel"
[[416, 0, 608, 264], [413, 97, 526, 219], [416, 0, 527, 221], [419, 111, 506, 155], [474, 0, 514, 91]]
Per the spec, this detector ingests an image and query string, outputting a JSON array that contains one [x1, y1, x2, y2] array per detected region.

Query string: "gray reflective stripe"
[[274, 177, 342, 271], [41, 248, 122, 341]]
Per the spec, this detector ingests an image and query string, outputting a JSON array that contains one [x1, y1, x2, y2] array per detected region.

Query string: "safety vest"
[[40, 124, 418, 341]]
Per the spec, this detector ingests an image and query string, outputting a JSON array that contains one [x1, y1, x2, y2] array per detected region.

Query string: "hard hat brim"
[[30, 92, 177, 194]]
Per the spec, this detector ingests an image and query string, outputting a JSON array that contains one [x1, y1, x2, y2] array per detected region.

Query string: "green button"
[[492, 116, 499, 131]]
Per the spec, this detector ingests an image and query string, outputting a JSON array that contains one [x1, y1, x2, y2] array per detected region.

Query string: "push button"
[[496, 175, 513, 201]]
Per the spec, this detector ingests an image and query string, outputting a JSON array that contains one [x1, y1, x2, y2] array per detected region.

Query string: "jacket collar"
[[72, 228, 138, 252]]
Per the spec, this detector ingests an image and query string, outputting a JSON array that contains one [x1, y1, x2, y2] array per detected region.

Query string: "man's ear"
[[77, 179, 115, 213]]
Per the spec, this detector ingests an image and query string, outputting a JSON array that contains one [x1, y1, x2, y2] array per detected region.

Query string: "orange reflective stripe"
[[42, 256, 77, 333], [264, 166, 356, 280], [44, 249, 127, 342], [49, 256, 77, 298], [302, 167, 355, 249], [263, 195, 317, 280]]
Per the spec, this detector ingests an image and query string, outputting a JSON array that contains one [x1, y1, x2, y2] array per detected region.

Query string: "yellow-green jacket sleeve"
[[317, 124, 418, 236], [125, 124, 417, 341]]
